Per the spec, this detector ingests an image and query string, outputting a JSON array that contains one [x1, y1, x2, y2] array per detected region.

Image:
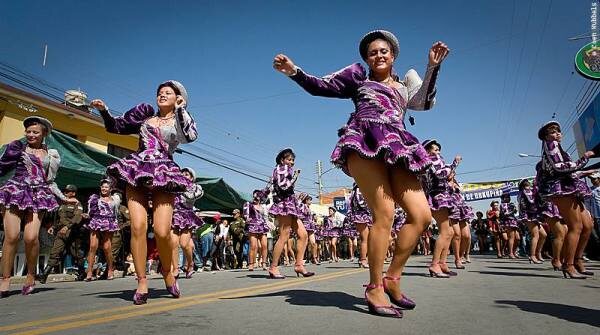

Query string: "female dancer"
[[171, 167, 204, 278], [487, 201, 505, 258], [534, 162, 566, 271], [244, 189, 270, 271], [84, 179, 121, 281], [472, 211, 489, 254], [347, 184, 372, 268], [0, 117, 76, 297], [325, 207, 342, 262], [274, 30, 448, 317], [267, 148, 313, 278], [449, 177, 473, 267], [499, 192, 519, 259], [518, 179, 547, 264], [537, 121, 595, 278], [90, 80, 197, 304], [342, 215, 358, 261], [422, 139, 460, 278], [298, 194, 319, 265], [314, 216, 325, 263]]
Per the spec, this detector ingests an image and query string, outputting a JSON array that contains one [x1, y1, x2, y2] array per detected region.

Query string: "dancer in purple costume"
[[90, 80, 197, 304], [499, 192, 519, 259], [421, 139, 460, 278], [347, 184, 372, 268], [342, 215, 358, 262], [275, 30, 448, 317], [537, 121, 596, 278], [314, 215, 325, 262], [449, 177, 473, 267], [266, 148, 313, 278], [171, 167, 204, 279], [534, 162, 565, 271], [83, 179, 121, 281], [244, 189, 270, 271], [517, 179, 547, 265], [0, 117, 77, 297], [298, 194, 320, 265], [325, 207, 343, 262]]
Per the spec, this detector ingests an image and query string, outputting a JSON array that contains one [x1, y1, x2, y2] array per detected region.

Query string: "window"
[[108, 144, 134, 158]]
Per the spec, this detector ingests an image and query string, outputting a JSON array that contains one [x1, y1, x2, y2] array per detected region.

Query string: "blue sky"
[[0, 0, 595, 212]]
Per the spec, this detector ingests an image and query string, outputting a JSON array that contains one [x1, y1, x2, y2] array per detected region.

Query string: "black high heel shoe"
[[528, 257, 542, 264], [294, 266, 315, 278], [562, 264, 586, 279], [267, 267, 285, 279], [363, 284, 402, 318], [574, 260, 594, 276]]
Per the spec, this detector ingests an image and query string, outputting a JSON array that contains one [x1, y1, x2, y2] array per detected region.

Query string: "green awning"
[[1, 131, 249, 212]]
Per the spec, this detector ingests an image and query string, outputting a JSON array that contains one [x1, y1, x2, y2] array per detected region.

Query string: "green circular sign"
[[575, 41, 600, 80]]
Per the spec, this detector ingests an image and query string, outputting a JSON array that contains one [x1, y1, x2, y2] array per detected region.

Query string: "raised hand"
[[428, 41, 450, 66], [584, 151, 595, 159], [90, 99, 107, 111], [273, 54, 297, 76], [176, 95, 187, 109]]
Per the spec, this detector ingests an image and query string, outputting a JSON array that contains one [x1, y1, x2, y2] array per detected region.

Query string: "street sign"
[[575, 41, 600, 80]]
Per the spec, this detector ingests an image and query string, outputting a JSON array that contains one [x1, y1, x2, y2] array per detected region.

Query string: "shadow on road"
[[222, 289, 365, 313], [487, 266, 553, 272], [1, 287, 56, 297], [472, 271, 559, 278], [80, 288, 170, 301], [496, 300, 600, 328]]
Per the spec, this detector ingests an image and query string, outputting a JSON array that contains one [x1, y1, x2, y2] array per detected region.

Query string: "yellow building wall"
[[0, 112, 23, 145], [0, 94, 138, 152]]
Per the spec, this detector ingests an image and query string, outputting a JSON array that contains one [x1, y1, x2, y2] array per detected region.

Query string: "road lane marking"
[[4, 268, 365, 335]]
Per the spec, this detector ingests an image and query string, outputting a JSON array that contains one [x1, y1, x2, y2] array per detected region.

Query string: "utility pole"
[[316, 160, 323, 205]]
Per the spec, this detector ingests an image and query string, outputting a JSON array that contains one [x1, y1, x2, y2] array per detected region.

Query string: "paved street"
[[0, 255, 598, 335]]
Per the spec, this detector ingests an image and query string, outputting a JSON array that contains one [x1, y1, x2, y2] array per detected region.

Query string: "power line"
[[457, 163, 534, 176]]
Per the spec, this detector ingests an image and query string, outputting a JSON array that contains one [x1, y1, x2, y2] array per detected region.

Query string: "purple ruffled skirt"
[[0, 179, 58, 212], [302, 220, 316, 233], [392, 215, 406, 232], [246, 219, 270, 235], [519, 211, 539, 224], [331, 116, 432, 176], [325, 227, 341, 238], [347, 210, 373, 227], [86, 216, 119, 232], [172, 209, 204, 232], [427, 192, 458, 215], [501, 218, 519, 229], [269, 195, 300, 217], [539, 177, 591, 200], [537, 201, 562, 220], [341, 226, 358, 238], [107, 150, 191, 193]]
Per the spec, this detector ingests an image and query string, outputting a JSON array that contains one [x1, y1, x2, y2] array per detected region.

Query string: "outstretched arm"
[[274, 54, 364, 98]]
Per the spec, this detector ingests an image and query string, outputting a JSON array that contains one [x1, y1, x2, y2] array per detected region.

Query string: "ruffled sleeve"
[[46, 149, 66, 202], [431, 155, 454, 179], [405, 65, 440, 111], [273, 164, 296, 191], [183, 184, 204, 201], [87, 194, 99, 217], [0, 140, 23, 177], [174, 106, 198, 144], [543, 140, 588, 173], [243, 202, 251, 221], [99, 103, 155, 135], [290, 63, 365, 98]]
